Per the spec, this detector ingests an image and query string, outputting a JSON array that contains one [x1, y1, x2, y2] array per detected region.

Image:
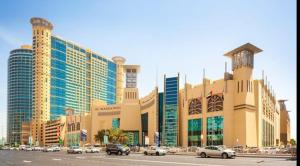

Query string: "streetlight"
[[236, 138, 239, 146]]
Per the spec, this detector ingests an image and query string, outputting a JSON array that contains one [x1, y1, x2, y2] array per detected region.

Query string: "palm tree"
[[94, 129, 106, 145], [107, 128, 129, 144], [118, 132, 129, 144]]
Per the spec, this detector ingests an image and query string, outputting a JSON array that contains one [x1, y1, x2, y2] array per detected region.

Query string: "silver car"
[[144, 146, 166, 156], [197, 146, 236, 159]]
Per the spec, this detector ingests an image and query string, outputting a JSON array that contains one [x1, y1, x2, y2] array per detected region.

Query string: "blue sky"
[[0, 0, 296, 139]]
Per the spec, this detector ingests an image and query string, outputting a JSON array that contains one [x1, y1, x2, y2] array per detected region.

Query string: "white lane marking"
[[91, 156, 104, 158], [76, 156, 85, 159], [23, 160, 32, 163], [104, 158, 224, 166], [52, 158, 62, 161]]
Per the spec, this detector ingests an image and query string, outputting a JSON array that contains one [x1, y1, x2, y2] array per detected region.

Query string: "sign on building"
[[81, 129, 87, 141]]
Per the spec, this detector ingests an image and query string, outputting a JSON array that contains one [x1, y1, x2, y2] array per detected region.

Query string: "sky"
[[0, 0, 296, 140]]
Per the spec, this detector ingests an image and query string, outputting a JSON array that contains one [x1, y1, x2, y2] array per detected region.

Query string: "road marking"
[[91, 156, 104, 158], [76, 156, 85, 159], [23, 160, 32, 163], [52, 158, 62, 161], [104, 158, 224, 166]]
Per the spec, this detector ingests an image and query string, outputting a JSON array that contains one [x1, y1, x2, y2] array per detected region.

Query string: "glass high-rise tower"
[[162, 74, 179, 146], [30, 17, 120, 145], [7, 45, 33, 144]]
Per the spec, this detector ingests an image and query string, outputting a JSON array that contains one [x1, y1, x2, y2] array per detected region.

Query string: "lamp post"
[[236, 138, 239, 146]]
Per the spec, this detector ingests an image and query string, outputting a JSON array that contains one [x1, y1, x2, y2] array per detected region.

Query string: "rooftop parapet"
[[30, 17, 53, 30]]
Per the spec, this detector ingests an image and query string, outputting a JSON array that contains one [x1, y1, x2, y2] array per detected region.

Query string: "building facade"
[[43, 117, 66, 146], [29, 17, 122, 146], [65, 109, 91, 147], [278, 100, 291, 145], [21, 122, 30, 145], [162, 74, 179, 147], [178, 43, 281, 148], [51, 43, 284, 148], [7, 45, 33, 145]]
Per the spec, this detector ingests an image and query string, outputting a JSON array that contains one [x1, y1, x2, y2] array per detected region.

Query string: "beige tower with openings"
[[224, 43, 262, 147], [112, 56, 126, 104], [30, 17, 53, 146]]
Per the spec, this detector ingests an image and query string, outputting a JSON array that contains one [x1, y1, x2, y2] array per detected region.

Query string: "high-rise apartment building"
[[29, 17, 120, 145], [7, 45, 33, 144]]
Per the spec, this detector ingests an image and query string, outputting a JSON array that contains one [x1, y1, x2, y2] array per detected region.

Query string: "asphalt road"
[[0, 150, 296, 166]]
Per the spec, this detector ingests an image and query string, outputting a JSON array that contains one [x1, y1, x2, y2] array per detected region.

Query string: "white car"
[[25, 146, 33, 151], [144, 146, 166, 156], [19, 145, 26, 150], [52, 146, 61, 152], [67, 146, 83, 154], [42, 147, 54, 152], [197, 146, 236, 159], [32, 146, 42, 151], [85, 147, 100, 153]]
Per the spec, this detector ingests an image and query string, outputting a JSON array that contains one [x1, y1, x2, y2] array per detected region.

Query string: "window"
[[241, 80, 243, 92], [207, 95, 223, 112], [76, 123, 80, 130], [237, 81, 239, 93], [207, 116, 224, 146], [188, 98, 202, 115], [247, 80, 249, 92]]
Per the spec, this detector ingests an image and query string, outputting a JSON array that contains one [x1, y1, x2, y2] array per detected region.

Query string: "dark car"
[[106, 144, 130, 155]]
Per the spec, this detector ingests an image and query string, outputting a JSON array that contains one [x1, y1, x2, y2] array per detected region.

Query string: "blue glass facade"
[[158, 92, 164, 145], [7, 48, 33, 144], [207, 116, 224, 146], [112, 118, 120, 129], [163, 75, 179, 146], [188, 118, 202, 146], [51, 37, 67, 119], [50, 36, 116, 119]]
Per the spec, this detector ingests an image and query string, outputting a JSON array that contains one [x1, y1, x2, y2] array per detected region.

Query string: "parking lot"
[[0, 150, 296, 166]]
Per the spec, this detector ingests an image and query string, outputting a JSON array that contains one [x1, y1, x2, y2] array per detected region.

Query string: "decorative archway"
[[189, 98, 202, 115], [207, 95, 223, 112]]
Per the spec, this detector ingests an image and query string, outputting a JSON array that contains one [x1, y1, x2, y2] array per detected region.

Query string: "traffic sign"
[[103, 135, 108, 144]]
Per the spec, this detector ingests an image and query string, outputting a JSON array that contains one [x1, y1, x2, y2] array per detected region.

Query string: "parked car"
[[51, 146, 61, 152], [197, 146, 236, 159], [144, 146, 166, 156], [106, 144, 130, 155], [168, 147, 180, 154], [32, 146, 42, 151], [42, 146, 54, 152], [67, 146, 83, 154], [85, 146, 100, 153], [247, 147, 259, 153], [19, 145, 26, 151], [9, 147, 18, 150], [25, 146, 33, 151], [232, 145, 243, 153]]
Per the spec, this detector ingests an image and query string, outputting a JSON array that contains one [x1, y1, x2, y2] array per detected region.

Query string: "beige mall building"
[[60, 43, 290, 148]]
